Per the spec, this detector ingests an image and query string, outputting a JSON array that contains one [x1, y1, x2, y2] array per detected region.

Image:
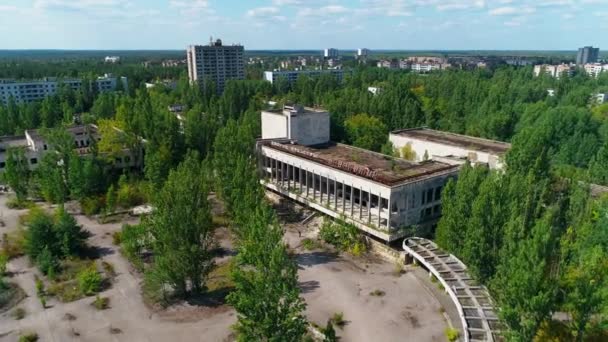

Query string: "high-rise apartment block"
[[186, 38, 244, 93], [324, 48, 339, 58], [576, 46, 600, 65], [357, 48, 370, 58]]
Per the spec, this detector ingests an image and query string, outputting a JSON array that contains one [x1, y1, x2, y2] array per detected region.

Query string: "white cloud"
[[489, 6, 535, 15], [0, 5, 18, 12], [246, 6, 280, 17], [34, 0, 128, 11]]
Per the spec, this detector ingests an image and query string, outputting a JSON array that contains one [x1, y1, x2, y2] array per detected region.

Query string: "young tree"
[[106, 184, 116, 215], [228, 205, 307, 341], [54, 206, 87, 257], [344, 113, 387, 152], [147, 153, 215, 297], [4, 148, 30, 203]]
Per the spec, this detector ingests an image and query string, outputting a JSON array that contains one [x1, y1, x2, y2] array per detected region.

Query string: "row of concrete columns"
[[265, 157, 391, 230]]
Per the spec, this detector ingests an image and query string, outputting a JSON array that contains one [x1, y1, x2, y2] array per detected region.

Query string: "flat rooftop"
[[0, 135, 28, 148], [25, 124, 99, 142], [264, 105, 328, 115], [391, 128, 511, 155], [263, 140, 459, 186]]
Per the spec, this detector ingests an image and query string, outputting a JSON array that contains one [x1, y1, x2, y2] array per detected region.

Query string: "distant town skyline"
[[1, 0, 608, 50]]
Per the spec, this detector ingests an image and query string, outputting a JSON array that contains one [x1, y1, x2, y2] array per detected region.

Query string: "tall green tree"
[[4, 147, 30, 202], [147, 153, 215, 297], [228, 205, 307, 341]]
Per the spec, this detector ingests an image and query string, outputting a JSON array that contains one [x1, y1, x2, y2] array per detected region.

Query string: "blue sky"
[[1, 0, 607, 50]]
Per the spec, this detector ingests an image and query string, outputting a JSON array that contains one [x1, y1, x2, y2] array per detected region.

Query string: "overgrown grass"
[[46, 260, 105, 302], [18, 332, 38, 342], [6, 197, 33, 210], [1, 229, 26, 259], [445, 327, 459, 342], [92, 295, 110, 310], [301, 238, 320, 251], [212, 215, 230, 228], [12, 307, 26, 320], [369, 289, 385, 297], [207, 261, 235, 293], [331, 312, 346, 329], [111, 231, 122, 245]]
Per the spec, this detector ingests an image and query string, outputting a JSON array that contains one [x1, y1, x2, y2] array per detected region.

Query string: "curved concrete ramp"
[[402, 237, 503, 342]]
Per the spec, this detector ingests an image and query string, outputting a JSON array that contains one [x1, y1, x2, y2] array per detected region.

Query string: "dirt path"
[[284, 218, 448, 342], [0, 198, 236, 342]]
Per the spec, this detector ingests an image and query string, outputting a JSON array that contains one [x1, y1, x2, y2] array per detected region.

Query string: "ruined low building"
[[389, 128, 511, 170], [256, 105, 460, 242]]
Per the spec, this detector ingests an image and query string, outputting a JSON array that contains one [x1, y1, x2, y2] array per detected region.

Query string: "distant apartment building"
[[104, 56, 120, 63], [327, 59, 341, 68], [324, 48, 339, 58], [407, 56, 446, 64], [263, 69, 349, 85], [257, 105, 460, 242], [584, 63, 608, 78], [533, 64, 574, 78], [410, 63, 448, 73], [377, 59, 399, 69], [389, 128, 511, 170], [368, 87, 383, 96], [186, 38, 245, 93], [0, 124, 141, 173], [357, 48, 370, 58], [0, 74, 127, 105], [162, 59, 186, 67], [576, 46, 600, 65], [596, 93, 608, 104]]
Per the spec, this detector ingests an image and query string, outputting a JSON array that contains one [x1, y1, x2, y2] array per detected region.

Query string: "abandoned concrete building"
[[389, 128, 511, 170], [0, 124, 141, 172], [256, 105, 460, 242]]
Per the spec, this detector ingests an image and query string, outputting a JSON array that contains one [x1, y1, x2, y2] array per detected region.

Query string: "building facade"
[[576, 46, 600, 65], [257, 106, 460, 242], [389, 128, 511, 170], [186, 39, 245, 93], [263, 69, 348, 85], [584, 63, 608, 78], [533, 64, 575, 78], [0, 74, 127, 105], [0, 124, 141, 173]]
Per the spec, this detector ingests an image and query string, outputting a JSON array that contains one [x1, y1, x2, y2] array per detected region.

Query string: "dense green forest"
[[2, 61, 608, 340]]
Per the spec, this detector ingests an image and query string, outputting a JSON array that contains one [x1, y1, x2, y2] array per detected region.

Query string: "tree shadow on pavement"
[[298, 280, 320, 294], [296, 251, 339, 268]]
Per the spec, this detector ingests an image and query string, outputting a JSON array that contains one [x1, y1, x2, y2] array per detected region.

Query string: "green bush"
[[323, 319, 337, 342], [80, 196, 105, 216], [445, 327, 460, 342], [116, 176, 146, 208], [77, 266, 102, 296], [319, 219, 366, 255], [36, 247, 60, 276], [18, 332, 38, 342]]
